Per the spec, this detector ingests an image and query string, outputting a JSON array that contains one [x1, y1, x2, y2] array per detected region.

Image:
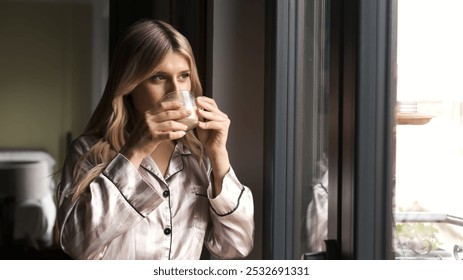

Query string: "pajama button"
[[163, 190, 170, 197], [164, 228, 171, 235]]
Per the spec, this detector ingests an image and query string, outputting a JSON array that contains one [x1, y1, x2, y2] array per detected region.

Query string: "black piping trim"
[[210, 187, 245, 217], [167, 188, 173, 260], [103, 172, 144, 218]]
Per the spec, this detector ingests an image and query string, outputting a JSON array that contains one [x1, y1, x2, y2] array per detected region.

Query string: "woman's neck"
[[151, 141, 175, 177]]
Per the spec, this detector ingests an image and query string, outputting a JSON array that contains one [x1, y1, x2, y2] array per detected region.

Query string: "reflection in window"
[[298, 0, 330, 259]]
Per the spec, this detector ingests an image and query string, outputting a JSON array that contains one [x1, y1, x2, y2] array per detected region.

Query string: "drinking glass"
[[158, 90, 199, 131]]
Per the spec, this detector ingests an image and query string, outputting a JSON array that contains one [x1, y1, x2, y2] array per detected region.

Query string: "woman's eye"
[[151, 74, 166, 82], [180, 73, 190, 80]]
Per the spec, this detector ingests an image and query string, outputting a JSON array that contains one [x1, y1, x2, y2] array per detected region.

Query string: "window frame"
[[263, 0, 396, 260]]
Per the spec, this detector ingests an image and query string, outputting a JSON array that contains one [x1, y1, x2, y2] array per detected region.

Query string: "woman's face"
[[130, 51, 192, 116]]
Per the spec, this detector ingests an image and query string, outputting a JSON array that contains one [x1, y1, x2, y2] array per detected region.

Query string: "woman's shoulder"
[[69, 134, 100, 155]]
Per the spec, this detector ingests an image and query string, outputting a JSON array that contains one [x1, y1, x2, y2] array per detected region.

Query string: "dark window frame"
[[264, 0, 396, 260]]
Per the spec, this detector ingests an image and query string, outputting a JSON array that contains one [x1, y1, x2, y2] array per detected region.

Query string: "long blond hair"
[[71, 19, 203, 201]]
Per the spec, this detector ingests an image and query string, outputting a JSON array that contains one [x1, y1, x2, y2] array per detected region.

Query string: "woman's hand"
[[195, 96, 230, 155], [121, 101, 191, 167], [195, 96, 231, 196]]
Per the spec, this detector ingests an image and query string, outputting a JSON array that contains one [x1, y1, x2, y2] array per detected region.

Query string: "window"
[[394, 0, 463, 260], [263, 0, 330, 259]]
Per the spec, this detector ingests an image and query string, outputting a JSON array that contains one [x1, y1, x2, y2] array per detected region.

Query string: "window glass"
[[299, 0, 330, 259], [394, 0, 463, 260]]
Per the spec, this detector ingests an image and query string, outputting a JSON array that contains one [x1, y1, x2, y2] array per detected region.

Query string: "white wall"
[[212, 0, 265, 259]]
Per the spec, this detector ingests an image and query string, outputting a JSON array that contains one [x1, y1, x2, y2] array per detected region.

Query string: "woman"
[[57, 19, 254, 260]]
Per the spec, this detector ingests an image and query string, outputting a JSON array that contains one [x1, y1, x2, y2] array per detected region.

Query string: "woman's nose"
[[167, 80, 180, 93]]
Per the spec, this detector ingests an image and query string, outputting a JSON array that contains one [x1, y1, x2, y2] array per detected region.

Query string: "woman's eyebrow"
[[179, 69, 191, 74], [152, 69, 190, 75], [152, 71, 168, 76]]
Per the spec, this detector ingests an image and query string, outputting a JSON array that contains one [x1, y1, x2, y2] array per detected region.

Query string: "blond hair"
[[71, 19, 203, 201]]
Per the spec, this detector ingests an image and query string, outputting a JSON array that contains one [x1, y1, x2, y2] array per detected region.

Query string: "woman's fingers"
[[195, 96, 228, 122], [124, 101, 192, 159], [147, 100, 183, 114], [197, 119, 229, 131], [153, 119, 189, 132], [136, 103, 190, 143], [196, 108, 227, 121], [146, 102, 192, 125], [196, 112, 230, 132], [150, 129, 187, 141], [195, 96, 218, 112]]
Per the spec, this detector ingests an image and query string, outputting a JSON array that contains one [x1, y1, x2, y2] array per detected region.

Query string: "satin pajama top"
[[57, 135, 254, 260]]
